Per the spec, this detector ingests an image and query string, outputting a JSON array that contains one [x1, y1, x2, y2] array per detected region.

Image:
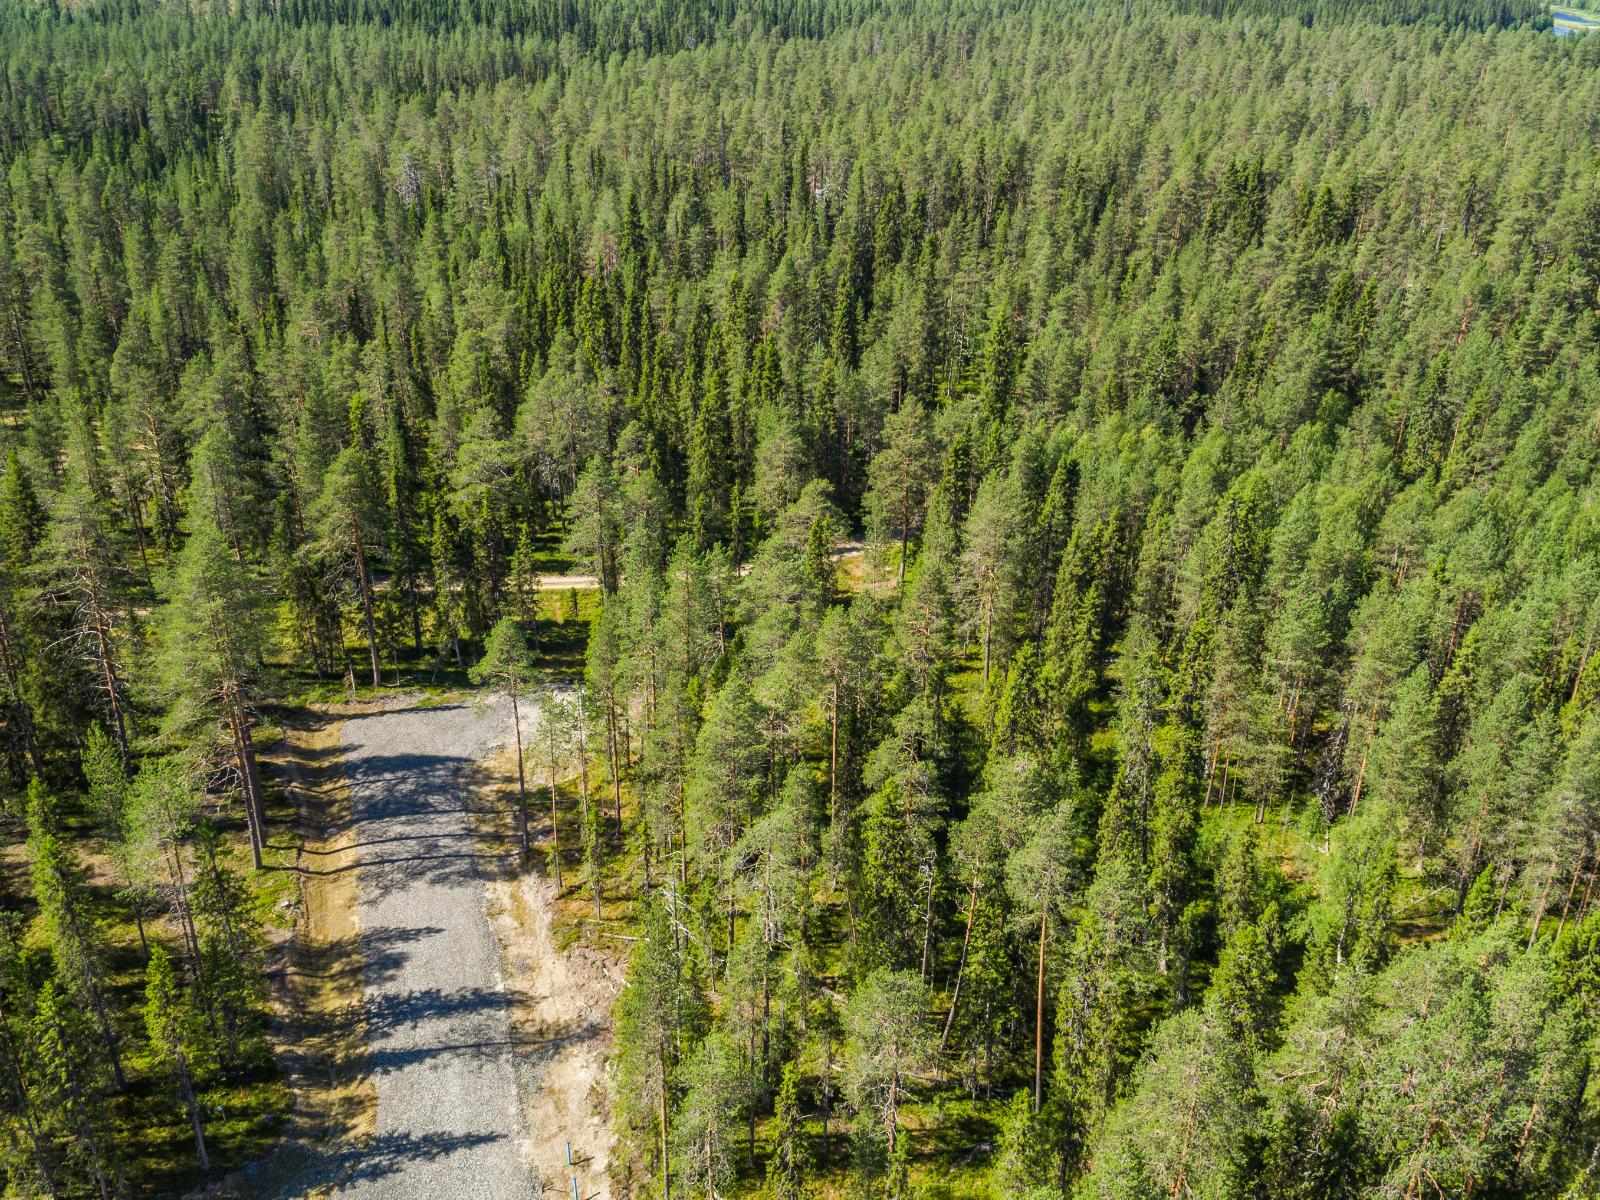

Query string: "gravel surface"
[[333, 696, 535, 1198]]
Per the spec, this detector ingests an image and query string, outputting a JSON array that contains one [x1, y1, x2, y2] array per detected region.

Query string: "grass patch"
[[835, 542, 897, 595], [529, 524, 580, 575], [534, 589, 600, 679]]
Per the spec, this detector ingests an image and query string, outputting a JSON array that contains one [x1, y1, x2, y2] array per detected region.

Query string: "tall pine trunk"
[[547, 719, 563, 888], [91, 611, 130, 769], [606, 692, 623, 830], [511, 685, 529, 853], [940, 876, 979, 1050], [352, 521, 381, 687], [175, 1049, 209, 1171], [227, 692, 265, 869], [658, 1036, 671, 1200]]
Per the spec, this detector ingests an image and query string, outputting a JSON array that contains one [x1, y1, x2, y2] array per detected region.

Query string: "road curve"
[[333, 696, 533, 1198]]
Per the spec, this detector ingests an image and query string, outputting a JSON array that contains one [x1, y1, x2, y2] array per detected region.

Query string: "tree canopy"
[[0, 0, 1598, 1192]]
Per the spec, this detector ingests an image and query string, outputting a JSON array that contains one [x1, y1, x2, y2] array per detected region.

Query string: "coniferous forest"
[[4, 0, 1600, 1193]]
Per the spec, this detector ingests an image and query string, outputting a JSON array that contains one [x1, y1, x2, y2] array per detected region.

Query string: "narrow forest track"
[[332, 696, 540, 1198]]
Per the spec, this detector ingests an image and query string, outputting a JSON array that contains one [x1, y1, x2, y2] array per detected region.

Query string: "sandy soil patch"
[[476, 745, 624, 1200]]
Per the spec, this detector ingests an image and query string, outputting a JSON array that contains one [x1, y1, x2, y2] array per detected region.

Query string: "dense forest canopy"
[[0, 0, 1598, 1193]]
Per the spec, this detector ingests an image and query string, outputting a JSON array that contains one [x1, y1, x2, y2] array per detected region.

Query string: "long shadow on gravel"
[[362, 1014, 604, 1076], [338, 750, 517, 903], [332, 697, 539, 1198], [363, 985, 517, 1037], [268, 930, 453, 1096], [368, 1040, 525, 1075], [292, 926, 445, 990], [339, 1131, 510, 1185]]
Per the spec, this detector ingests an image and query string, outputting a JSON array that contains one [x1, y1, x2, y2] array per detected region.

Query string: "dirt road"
[[333, 697, 535, 1198]]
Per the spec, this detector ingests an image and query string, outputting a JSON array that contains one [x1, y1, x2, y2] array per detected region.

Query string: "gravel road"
[[333, 696, 535, 1198]]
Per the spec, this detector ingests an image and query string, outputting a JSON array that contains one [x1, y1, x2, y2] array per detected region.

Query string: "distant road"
[[535, 540, 867, 593], [534, 572, 601, 590]]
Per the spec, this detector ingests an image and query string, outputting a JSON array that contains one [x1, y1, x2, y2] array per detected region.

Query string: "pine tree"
[[685, 672, 764, 959], [1306, 807, 1398, 987], [671, 1029, 750, 1197], [615, 899, 708, 1200], [1007, 800, 1084, 1112], [1080, 1004, 1254, 1199], [124, 761, 206, 985], [81, 723, 159, 956], [533, 689, 573, 886], [566, 455, 624, 592], [842, 969, 932, 1165], [190, 821, 266, 1072], [40, 464, 134, 766], [961, 471, 1022, 690], [312, 444, 389, 687], [585, 598, 628, 831], [151, 509, 270, 867], [865, 399, 938, 585]]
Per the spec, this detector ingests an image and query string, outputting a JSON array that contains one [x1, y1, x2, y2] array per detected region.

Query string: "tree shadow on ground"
[[330, 749, 519, 901], [341, 1129, 510, 1185]]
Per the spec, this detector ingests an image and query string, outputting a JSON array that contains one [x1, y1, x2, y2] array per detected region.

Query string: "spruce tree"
[[143, 947, 208, 1172], [27, 796, 124, 1092], [765, 1061, 808, 1200]]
